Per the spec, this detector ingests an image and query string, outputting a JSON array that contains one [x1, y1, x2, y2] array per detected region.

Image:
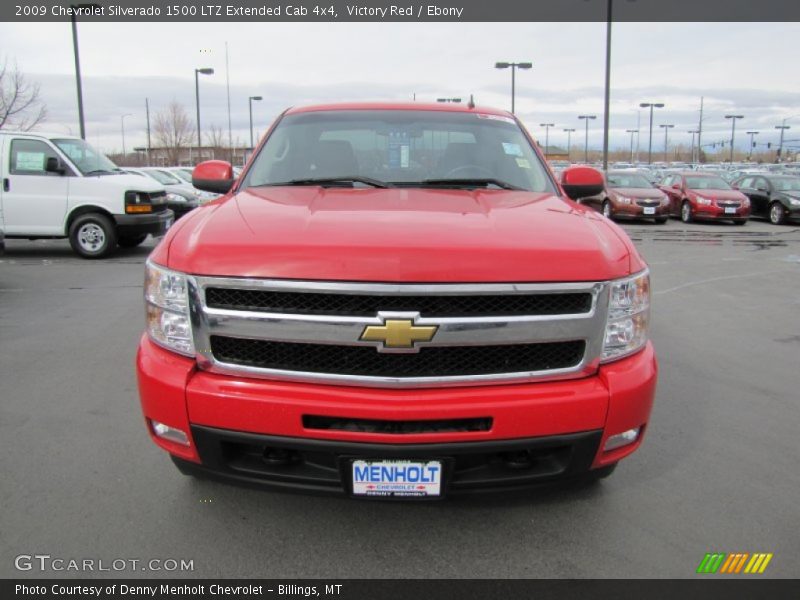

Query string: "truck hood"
[[163, 186, 636, 282]]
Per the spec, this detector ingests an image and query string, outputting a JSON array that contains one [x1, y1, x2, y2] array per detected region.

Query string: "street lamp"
[[194, 67, 214, 158], [578, 115, 596, 163], [248, 95, 262, 149], [494, 61, 532, 114], [745, 131, 759, 160], [724, 115, 744, 163], [776, 121, 791, 161], [563, 128, 575, 162], [659, 124, 674, 163], [120, 113, 132, 158], [436, 98, 462, 103], [625, 129, 638, 163], [639, 102, 665, 164], [69, 4, 101, 139], [540, 123, 554, 157], [688, 130, 699, 164]]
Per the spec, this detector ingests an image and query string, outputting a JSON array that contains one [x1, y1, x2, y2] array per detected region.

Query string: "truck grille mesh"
[[209, 336, 585, 378], [205, 288, 592, 317]]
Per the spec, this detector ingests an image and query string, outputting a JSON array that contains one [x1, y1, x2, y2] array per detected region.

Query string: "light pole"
[[69, 4, 101, 139], [688, 130, 699, 164], [120, 113, 132, 159], [625, 129, 638, 163], [776, 120, 791, 161], [639, 102, 664, 164], [745, 131, 759, 160], [725, 115, 744, 163], [578, 115, 596, 163], [436, 98, 462, 103], [563, 128, 575, 162], [659, 124, 674, 163], [248, 95, 262, 148], [194, 67, 214, 158], [494, 61, 532, 114], [540, 123, 554, 157]]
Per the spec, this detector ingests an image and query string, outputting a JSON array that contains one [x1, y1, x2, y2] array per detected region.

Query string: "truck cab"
[[0, 131, 173, 257]]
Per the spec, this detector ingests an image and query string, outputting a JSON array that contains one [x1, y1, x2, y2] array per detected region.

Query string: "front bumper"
[[614, 203, 669, 219], [115, 210, 174, 237], [137, 337, 657, 495], [692, 204, 750, 221], [167, 201, 200, 219]]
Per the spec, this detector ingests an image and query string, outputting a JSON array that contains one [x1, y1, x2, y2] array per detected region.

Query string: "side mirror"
[[671, 183, 681, 190], [45, 157, 66, 175], [560, 166, 604, 200], [192, 160, 235, 194]]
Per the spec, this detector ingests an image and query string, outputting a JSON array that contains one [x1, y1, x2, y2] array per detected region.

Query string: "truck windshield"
[[52, 138, 121, 175], [243, 110, 555, 193]]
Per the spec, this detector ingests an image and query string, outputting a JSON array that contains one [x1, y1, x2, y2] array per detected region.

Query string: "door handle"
[[2, 178, 8, 192]]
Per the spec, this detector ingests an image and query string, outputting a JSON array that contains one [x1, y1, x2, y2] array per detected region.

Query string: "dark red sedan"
[[659, 172, 750, 224]]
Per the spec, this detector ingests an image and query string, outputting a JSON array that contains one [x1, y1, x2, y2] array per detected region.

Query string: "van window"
[[9, 139, 60, 175]]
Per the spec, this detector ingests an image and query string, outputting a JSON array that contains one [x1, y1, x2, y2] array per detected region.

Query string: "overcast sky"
[[2, 21, 799, 156]]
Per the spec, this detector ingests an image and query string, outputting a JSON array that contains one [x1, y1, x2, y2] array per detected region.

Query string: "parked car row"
[[575, 167, 800, 226]]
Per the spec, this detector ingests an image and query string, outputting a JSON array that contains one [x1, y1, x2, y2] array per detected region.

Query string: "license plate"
[[724, 207, 736, 214], [643, 207, 656, 215], [351, 459, 443, 498]]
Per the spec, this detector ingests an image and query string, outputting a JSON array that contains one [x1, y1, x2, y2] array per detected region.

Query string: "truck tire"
[[69, 213, 117, 258], [118, 234, 148, 248]]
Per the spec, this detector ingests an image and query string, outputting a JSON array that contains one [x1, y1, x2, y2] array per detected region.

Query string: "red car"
[[659, 172, 750, 224], [137, 103, 657, 498], [581, 170, 669, 223]]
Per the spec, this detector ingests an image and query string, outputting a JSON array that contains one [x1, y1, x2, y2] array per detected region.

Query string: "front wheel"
[[68, 213, 117, 258], [681, 201, 693, 223], [769, 202, 786, 225]]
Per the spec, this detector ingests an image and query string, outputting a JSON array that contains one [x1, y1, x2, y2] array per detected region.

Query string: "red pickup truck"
[[137, 102, 657, 499]]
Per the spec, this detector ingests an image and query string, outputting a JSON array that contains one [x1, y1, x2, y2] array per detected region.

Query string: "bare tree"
[[205, 123, 226, 159], [0, 59, 47, 130], [153, 101, 195, 165]]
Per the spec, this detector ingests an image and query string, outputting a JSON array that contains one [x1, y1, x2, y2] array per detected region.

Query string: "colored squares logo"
[[697, 553, 773, 574]]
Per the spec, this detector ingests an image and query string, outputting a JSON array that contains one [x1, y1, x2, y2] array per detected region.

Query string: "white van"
[[0, 131, 173, 258]]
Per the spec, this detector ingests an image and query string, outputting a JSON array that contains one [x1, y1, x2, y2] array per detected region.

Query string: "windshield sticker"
[[516, 158, 531, 169], [477, 113, 516, 125], [502, 142, 523, 156], [388, 131, 410, 169], [15, 151, 45, 171]]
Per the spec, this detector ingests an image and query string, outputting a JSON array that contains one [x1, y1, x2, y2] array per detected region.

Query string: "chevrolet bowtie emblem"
[[360, 318, 438, 350]]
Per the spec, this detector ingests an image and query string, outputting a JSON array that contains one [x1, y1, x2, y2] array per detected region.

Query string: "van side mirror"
[[193, 160, 235, 194], [45, 157, 66, 175], [560, 166, 604, 200]]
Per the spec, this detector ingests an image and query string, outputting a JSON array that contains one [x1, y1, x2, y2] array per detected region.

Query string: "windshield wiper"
[[417, 178, 525, 191], [84, 169, 114, 176], [262, 176, 393, 189]]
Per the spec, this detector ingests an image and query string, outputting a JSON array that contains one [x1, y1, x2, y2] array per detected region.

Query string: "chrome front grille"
[[635, 199, 661, 207], [189, 278, 610, 388], [717, 201, 741, 207]]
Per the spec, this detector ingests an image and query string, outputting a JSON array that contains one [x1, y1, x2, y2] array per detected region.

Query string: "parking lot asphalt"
[[1, 218, 798, 579]]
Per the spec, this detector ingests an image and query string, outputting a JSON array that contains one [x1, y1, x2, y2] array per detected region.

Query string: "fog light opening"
[[262, 447, 301, 466], [151, 420, 190, 446], [603, 427, 641, 452]]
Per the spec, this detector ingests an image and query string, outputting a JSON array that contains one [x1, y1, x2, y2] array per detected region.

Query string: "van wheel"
[[69, 213, 117, 258], [769, 202, 786, 225], [118, 234, 148, 248], [681, 201, 693, 223]]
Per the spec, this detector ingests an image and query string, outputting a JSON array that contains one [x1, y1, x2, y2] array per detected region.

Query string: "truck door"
[[2, 137, 71, 235]]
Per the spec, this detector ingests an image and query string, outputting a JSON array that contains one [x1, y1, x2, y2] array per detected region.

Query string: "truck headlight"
[[144, 261, 194, 356], [602, 269, 650, 362]]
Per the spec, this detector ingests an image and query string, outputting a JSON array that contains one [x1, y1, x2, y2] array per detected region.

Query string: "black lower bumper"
[[114, 209, 174, 237], [177, 425, 604, 497], [167, 202, 199, 219]]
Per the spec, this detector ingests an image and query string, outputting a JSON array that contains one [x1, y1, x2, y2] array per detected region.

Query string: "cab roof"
[[284, 101, 513, 117]]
